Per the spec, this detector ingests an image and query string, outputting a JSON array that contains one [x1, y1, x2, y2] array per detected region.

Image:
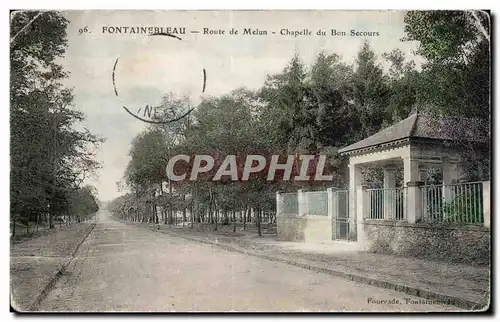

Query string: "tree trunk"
[[49, 212, 54, 229], [209, 188, 214, 225], [36, 213, 39, 232], [214, 207, 218, 231], [232, 211, 236, 233], [223, 210, 229, 225], [257, 208, 262, 237], [243, 205, 249, 231], [12, 216, 16, 237], [182, 197, 187, 227], [190, 205, 194, 228]]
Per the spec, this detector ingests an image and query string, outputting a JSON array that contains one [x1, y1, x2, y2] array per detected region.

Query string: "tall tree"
[[11, 11, 103, 231], [351, 41, 391, 139], [382, 49, 420, 122], [403, 10, 491, 179], [403, 10, 490, 118]]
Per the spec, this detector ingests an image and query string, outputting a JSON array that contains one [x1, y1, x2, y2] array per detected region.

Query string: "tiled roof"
[[338, 113, 489, 155]]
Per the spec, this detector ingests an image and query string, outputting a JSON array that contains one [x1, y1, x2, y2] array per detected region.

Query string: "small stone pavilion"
[[338, 112, 489, 246]]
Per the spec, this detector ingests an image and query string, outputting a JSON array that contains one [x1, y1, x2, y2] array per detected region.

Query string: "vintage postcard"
[[10, 10, 491, 312]]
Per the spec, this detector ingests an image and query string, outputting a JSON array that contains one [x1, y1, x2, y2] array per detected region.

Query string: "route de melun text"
[[101, 26, 379, 37]]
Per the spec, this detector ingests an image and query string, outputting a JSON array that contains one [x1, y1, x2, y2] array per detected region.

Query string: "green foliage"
[[443, 191, 484, 224], [125, 129, 168, 191], [403, 11, 489, 64], [10, 11, 103, 231], [351, 42, 391, 139], [68, 186, 100, 221], [402, 10, 490, 180], [403, 11, 490, 118], [110, 11, 490, 225]]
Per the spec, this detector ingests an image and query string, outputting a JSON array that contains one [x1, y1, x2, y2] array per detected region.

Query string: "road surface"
[[39, 210, 458, 312]]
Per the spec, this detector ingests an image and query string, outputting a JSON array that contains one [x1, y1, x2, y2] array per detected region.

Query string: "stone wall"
[[277, 215, 332, 242], [362, 220, 490, 266]]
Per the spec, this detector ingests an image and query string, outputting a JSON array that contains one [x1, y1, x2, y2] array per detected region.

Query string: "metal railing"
[[366, 188, 384, 219], [334, 190, 350, 220], [365, 187, 406, 220], [421, 182, 483, 225], [277, 181, 486, 225], [304, 191, 328, 216], [281, 192, 299, 215], [393, 188, 406, 221], [333, 190, 356, 241]]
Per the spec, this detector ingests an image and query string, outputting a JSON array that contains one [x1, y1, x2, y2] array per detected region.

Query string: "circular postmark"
[[111, 32, 206, 124]]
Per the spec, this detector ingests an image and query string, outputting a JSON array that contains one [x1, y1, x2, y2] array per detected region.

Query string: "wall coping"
[[279, 214, 330, 220], [279, 214, 300, 218], [363, 219, 490, 232]]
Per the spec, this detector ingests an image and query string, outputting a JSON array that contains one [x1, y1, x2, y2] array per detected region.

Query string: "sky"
[[59, 10, 423, 202]]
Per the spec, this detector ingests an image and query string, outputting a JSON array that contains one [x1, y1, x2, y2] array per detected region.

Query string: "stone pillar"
[[327, 187, 336, 240], [349, 163, 362, 223], [403, 157, 419, 185], [276, 191, 283, 216], [327, 187, 336, 219], [406, 181, 424, 223], [356, 186, 367, 220], [383, 166, 397, 220], [356, 185, 368, 249], [418, 166, 428, 217], [442, 160, 460, 215], [419, 167, 427, 183], [483, 181, 490, 228], [298, 189, 308, 216], [442, 160, 459, 185], [403, 157, 419, 222]]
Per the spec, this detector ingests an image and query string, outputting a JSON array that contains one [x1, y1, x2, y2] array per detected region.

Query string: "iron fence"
[[304, 191, 328, 216], [281, 192, 299, 215], [333, 190, 356, 241], [365, 187, 406, 220], [421, 182, 483, 225]]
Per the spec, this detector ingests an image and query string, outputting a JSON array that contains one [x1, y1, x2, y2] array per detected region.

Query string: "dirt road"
[[38, 210, 458, 312]]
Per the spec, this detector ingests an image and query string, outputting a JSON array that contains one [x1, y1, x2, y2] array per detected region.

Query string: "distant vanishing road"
[[38, 210, 456, 312]]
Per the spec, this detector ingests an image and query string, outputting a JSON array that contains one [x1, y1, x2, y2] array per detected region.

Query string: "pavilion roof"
[[338, 112, 489, 155]]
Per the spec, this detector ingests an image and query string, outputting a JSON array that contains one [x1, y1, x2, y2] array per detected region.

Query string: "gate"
[[332, 190, 357, 241]]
